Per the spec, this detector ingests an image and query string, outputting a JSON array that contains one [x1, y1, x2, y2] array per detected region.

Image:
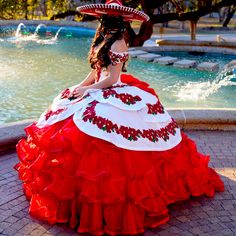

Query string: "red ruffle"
[[14, 74, 224, 235], [120, 74, 158, 98]]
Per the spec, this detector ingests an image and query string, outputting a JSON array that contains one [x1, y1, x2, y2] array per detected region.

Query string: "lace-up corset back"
[[92, 46, 129, 83]]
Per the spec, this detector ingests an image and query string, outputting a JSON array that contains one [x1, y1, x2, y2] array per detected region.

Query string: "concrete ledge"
[[154, 56, 178, 65], [0, 119, 34, 153], [168, 109, 236, 130], [138, 45, 236, 56], [197, 62, 219, 71], [156, 39, 236, 49], [137, 53, 162, 62], [0, 109, 235, 153], [128, 50, 148, 58], [173, 59, 197, 68]]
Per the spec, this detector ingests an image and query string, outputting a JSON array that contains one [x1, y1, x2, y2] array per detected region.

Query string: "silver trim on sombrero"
[[77, 3, 150, 21]]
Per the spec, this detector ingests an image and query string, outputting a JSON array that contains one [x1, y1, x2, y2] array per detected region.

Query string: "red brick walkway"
[[0, 130, 236, 236]]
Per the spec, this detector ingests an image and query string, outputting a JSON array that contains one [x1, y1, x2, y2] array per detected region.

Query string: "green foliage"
[[0, 0, 77, 19], [0, 0, 20, 19], [0, 0, 233, 21]]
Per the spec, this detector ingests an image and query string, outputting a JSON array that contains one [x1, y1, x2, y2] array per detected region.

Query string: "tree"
[[0, 0, 82, 20], [0, 0, 40, 20], [1, 0, 235, 45], [0, 0, 21, 19], [52, 0, 235, 45], [131, 0, 236, 45], [222, 5, 236, 27]]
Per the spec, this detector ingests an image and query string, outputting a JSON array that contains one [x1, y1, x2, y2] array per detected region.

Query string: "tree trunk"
[[50, 10, 81, 20], [151, 0, 235, 23], [50, 0, 235, 46], [23, 0, 28, 20], [129, 20, 154, 47], [223, 6, 235, 27], [180, 21, 185, 30], [40, 0, 47, 17], [190, 20, 197, 40], [218, 9, 223, 23]]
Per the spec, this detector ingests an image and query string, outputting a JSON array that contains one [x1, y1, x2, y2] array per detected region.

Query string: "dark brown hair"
[[88, 15, 127, 71]]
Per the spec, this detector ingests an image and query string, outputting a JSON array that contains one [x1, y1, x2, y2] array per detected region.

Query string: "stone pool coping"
[[0, 109, 235, 153], [139, 45, 236, 56]]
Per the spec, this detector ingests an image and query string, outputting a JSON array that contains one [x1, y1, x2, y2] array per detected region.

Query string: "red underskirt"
[[14, 74, 224, 235]]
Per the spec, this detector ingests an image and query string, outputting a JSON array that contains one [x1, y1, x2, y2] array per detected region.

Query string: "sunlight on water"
[[164, 67, 236, 101], [128, 59, 236, 109]]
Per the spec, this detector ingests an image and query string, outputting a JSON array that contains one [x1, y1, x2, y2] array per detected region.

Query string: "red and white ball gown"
[[14, 49, 224, 235]]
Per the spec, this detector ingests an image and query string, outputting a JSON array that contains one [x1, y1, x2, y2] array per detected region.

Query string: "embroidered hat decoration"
[[77, 0, 150, 22]]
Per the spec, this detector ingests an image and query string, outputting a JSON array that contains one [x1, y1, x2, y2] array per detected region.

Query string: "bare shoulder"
[[110, 38, 128, 53]]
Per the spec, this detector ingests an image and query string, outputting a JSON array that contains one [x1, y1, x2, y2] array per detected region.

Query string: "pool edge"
[[0, 109, 235, 153]]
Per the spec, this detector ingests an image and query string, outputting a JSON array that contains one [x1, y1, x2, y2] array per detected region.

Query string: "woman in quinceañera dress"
[[14, 0, 224, 235]]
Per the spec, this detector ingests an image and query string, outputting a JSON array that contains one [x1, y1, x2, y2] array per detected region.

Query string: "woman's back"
[[93, 38, 129, 83]]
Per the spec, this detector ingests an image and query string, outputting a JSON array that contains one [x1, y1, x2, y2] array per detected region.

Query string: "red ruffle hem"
[[14, 74, 225, 235]]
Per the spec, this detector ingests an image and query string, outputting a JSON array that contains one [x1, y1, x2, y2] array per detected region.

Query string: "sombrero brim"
[[77, 4, 150, 22]]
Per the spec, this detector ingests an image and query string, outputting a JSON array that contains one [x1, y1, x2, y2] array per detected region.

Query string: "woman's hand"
[[69, 86, 87, 99]]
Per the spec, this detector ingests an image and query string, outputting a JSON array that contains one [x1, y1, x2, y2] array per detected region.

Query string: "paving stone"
[[5, 215, 19, 223], [30, 228, 45, 236], [137, 53, 162, 62], [128, 50, 148, 58], [2, 226, 21, 236], [197, 62, 220, 71], [0, 130, 235, 236], [221, 228, 235, 236], [230, 227, 236, 233], [0, 221, 12, 233], [189, 226, 203, 234], [176, 215, 189, 223], [173, 59, 197, 68], [154, 56, 178, 65]]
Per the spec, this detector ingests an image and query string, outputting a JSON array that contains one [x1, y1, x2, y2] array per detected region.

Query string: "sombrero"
[[77, 0, 150, 22]]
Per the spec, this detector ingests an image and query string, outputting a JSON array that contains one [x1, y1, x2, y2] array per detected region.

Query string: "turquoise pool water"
[[0, 25, 236, 125]]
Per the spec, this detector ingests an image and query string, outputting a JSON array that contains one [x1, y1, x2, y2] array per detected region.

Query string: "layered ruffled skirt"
[[14, 74, 224, 235]]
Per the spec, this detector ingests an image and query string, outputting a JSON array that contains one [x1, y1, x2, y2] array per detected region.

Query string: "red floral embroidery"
[[108, 50, 129, 65], [82, 100, 178, 142], [93, 50, 128, 82], [45, 108, 66, 121], [107, 84, 127, 89], [103, 88, 141, 105], [60, 88, 70, 99], [60, 87, 90, 101], [146, 100, 164, 114], [70, 93, 90, 104]]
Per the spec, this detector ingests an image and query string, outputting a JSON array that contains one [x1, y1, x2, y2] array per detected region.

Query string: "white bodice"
[[94, 49, 129, 84]]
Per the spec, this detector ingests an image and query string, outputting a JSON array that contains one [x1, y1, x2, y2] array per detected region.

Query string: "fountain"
[[7, 23, 66, 45], [15, 23, 26, 37], [176, 66, 236, 101], [34, 27, 64, 45], [33, 23, 46, 37], [54, 27, 64, 40]]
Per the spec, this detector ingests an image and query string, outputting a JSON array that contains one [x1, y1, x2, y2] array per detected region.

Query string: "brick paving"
[[0, 130, 235, 236]]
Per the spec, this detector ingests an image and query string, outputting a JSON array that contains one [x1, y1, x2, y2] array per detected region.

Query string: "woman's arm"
[[71, 62, 123, 97], [71, 38, 127, 97], [87, 62, 123, 89], [77, 69, 96, 87]]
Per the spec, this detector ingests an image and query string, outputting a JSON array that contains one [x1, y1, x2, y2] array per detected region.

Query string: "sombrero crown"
[[77, 0, 149, 22]]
